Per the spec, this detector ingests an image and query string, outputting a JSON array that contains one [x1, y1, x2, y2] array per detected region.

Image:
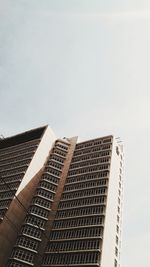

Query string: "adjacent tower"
[[0, 126, 56, 267]]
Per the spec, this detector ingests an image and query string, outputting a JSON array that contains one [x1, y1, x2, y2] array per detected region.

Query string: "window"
[[48, 161, 62, 170], [32, 197, 51, 209], [59, 195, 106, 209], [21, 225, 42, 239], [56, 205, 105, 219], [43, 251, 99, 265], [42, 173, 59, 185], [0, 159, 31, 172], [45, 167, 61, 178], [54, 215, 104, 229], [0, 166, 27, 178], [114, 259, 118, 267], [49, 226, 103, 240], [68, 164, 109, 177], [53, 148, 67, 158], [46, 239, 101, 252], [29, 206, 49, 219], [40, 180, 57, 192], [8, 261, 24, 267], [11, 248, 34, 263], [25, 215, 45, 228], [36, 188, 54, 201], [66, 173, 108, 184], [0, 152, 33, 166], [115, 247, 118, 257], [62, 186, 106, 199], [70, 157, 110, 170], [0, 182, 20, 192], [16, 236, 38, 251], [0, 174, 23, 184], [116, 146, 119, 156], [0, 199, 11, 208]]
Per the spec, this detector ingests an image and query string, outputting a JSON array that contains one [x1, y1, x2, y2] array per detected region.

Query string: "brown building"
[[0, 126, 124, 267]]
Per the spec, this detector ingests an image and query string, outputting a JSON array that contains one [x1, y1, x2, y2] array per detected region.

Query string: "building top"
[[0, 125, 48, 150], [76, 135, 113, 145]]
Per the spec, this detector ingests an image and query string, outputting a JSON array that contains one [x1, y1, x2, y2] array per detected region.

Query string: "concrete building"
[[0, 126, 124, 267]]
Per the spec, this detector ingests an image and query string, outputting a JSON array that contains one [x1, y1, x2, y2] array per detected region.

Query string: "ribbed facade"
[[0, 138, 41, 221], [42, 136, 113, 267], [0, 127, 124, 267]]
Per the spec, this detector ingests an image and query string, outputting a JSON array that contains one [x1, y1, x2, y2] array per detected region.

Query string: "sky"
[[1, 0, 150, 266]]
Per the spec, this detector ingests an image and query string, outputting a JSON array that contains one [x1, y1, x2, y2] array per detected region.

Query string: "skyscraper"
[[0, 126, 124, 267], [0, 126, 56, 267]]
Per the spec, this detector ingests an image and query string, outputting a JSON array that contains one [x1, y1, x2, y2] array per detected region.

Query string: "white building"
[[0, 127, 124, 267]]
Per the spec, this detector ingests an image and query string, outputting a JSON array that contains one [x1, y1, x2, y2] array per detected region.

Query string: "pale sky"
[[1, 1, 150, 266]]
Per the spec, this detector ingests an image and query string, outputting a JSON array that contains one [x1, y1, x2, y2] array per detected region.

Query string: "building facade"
[[0, 126, 124, 267]]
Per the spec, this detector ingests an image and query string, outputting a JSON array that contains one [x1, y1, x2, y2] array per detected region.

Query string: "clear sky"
[[1, 1, 150, 266]]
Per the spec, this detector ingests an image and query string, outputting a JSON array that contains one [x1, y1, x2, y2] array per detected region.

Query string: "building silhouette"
[[0, 126, 124, 267]]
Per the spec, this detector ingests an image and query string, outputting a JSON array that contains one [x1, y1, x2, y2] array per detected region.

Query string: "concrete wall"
[[16, 126, 56, 195], [101, 138, 123, 267]]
